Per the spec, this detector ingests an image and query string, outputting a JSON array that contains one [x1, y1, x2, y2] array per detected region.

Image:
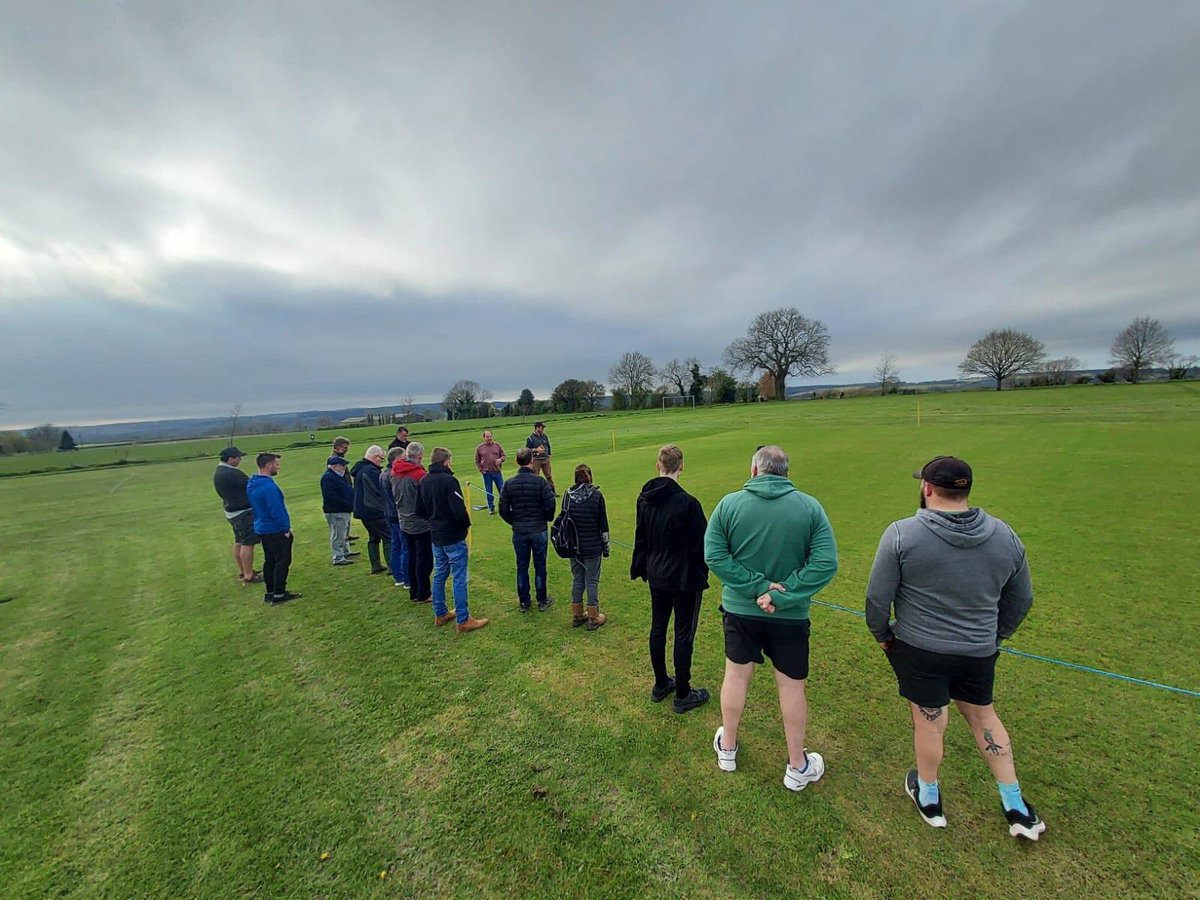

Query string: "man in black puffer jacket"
[[499, 448, 557, 612], [631, 443, 711, 714], [351, 445, 391, 575]]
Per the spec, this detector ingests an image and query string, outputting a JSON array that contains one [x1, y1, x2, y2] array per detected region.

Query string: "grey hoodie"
[[865, 507, 1033, 657]]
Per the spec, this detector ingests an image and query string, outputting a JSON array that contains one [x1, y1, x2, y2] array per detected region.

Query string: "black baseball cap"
[[326, 455, 349, 466], [914, 456, 973, 490], [220, 446, 244, 461]]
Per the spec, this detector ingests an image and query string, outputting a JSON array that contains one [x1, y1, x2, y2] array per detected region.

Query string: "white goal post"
[[662, 395, 696, 411]]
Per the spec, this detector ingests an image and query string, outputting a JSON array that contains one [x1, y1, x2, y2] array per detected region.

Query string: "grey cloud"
[[1, 0, 1199, 425]]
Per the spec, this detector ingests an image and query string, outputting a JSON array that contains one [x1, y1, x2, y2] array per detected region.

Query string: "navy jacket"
[[321, 468, 354, 514], [351, 458, 387, 520], [499, 467, 556, 535]]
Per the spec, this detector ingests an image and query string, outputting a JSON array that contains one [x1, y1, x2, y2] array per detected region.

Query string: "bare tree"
[[26, 424, 58, 453], [399, 395, 416, 422], [661, 357, 700, 397], [724, 307, 833, 400], [1043, 356, 1082, 385], [1166, 353, 1197, 380], [609, 352, 658, 407], [1110, 317, 1175, 383], [443, 380, 491, 420], [227, 402, 243, 445], [874, 352, 900, 395], [959, 329, 1046, 391]]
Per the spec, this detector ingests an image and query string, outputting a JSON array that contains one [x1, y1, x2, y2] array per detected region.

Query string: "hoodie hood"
[[567, 482, 598, 504], [351, 458, 380, 478], [915, 507, 995, 548], [741, 474, 798, 500], [392, 458, 426, 481], [639, 476, 684, 506]]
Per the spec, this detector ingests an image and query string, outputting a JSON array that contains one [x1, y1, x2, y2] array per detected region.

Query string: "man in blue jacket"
[[320, 455, 355, 566], [247, 453, 301, 605]]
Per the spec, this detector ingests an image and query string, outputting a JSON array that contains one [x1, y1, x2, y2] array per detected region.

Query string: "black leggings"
[[649, 588, 704, 699], [404, 531, 433, 601]]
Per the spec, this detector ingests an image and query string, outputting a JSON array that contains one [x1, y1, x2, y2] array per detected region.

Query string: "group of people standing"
[[215, 426, 1045, 841]]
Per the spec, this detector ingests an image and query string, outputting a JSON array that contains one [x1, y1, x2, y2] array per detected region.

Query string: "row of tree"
[[0, 427, 77, 456], [959, 317, 1194, 390]]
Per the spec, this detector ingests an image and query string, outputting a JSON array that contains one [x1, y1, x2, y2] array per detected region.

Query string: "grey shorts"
[[228, 510, 259, 545]]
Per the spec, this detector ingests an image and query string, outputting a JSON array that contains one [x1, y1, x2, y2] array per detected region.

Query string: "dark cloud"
[[1, 0, 1198, 426]]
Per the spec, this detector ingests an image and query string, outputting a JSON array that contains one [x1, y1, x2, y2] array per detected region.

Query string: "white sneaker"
[[783, 751, 825, 791], [713, 726, 738, 772]]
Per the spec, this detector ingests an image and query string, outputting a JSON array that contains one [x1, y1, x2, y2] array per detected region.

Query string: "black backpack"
[[551, 493, 579, 559]]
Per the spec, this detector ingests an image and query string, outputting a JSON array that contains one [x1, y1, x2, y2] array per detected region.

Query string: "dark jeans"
[[649, 588, 703, 699], [362, 517, 391, 570], [388, 519, 409, 582], [260, 531, 293, 596], [403, 530, 433, 601], [513, 530, 548, 608]]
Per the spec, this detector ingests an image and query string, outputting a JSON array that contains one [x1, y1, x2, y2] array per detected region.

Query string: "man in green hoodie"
[[704, 445, 838, 792]]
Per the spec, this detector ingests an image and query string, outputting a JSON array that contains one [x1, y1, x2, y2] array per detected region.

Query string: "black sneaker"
[[348, 535, 359, 542], [673, 687, 710, 714], [650, 678, 676, 703], [268, 591, 301, 605], [345, 552, 361, 558], [518, 603, 530, 614], [537, 597, 554, 612], [1004, 802, 1046, 840], [369, 566, 389, 575], [905, 769, 947, 828], [263, 592, 274, 604]]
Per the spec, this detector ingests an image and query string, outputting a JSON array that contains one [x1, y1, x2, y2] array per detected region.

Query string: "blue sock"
[[998, 781, 1027, 815], [795, 753, 808, 773], [918, 778, 939, 806]]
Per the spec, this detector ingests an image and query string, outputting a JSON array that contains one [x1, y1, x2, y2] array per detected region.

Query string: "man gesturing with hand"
[[704, 445, 838, 792]]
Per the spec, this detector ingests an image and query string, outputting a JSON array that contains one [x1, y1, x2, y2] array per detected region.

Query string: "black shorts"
[[228, 511, 259, 545], [721, 608, 810, 680], [886, 639, 998, 708]]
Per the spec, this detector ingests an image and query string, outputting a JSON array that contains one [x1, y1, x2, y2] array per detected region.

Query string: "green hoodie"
[[704, 475, 838, 622]]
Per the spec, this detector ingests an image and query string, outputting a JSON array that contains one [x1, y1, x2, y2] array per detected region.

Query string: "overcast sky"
[[2, 1, 1198, 427]]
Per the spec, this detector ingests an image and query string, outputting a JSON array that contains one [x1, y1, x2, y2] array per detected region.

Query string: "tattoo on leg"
[[918, 706, 944, 722], [983, 728, 1005, 755]]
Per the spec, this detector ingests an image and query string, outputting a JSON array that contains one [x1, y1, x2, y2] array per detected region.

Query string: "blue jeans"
[[482, 471, 505, 512], [432, 540, 470, 623], [513, 530, 548, 608], [389, 519, 409, 583]]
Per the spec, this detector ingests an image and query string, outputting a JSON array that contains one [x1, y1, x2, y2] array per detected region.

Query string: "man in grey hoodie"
[[866, 456, 1043, 841]]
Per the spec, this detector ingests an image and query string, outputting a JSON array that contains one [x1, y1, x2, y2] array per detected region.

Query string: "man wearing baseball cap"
[[865, 456, 1043, 840], [213, 447, 261, 585]]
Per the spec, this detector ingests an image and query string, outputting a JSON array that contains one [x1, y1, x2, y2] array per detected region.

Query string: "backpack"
[[551, 493, 579, 559]]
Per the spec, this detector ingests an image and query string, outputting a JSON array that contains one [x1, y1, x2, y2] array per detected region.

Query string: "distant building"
[[338, 416, 369, 427]]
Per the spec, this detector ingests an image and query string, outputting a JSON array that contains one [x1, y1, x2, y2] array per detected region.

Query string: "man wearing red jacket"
[[391, 442, 433, 603]]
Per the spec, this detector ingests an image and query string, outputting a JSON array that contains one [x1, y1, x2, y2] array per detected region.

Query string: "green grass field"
[[2, 384, 1198, 898]]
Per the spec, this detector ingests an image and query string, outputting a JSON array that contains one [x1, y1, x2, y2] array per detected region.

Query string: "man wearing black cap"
[[865, 456, 1042, 840], [320, 455, 355, 566], [526, 422, 554, 491], [213, 447, 260, 585]]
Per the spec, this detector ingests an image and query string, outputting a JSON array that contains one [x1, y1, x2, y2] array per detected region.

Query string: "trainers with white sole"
[[905, 769, 947, 828], [713, 726, 738, 772], [1004, 802, 1046, 840], [783, 751, 825, 791]]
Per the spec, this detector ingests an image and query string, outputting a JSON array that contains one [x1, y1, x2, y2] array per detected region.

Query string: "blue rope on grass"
[[610, 542, 1199, 698]]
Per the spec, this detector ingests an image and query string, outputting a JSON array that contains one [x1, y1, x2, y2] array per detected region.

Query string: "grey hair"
[[752, 445, 789, 476], [405, 441, 425, 459]]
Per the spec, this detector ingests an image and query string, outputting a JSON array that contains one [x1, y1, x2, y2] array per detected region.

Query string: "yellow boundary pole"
[[464, 483, 473, 551]]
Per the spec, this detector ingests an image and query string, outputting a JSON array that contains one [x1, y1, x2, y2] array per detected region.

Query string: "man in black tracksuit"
[[631, 443, 711, 713], [499, 447, 557, 612], [351, 445, 391, 575]]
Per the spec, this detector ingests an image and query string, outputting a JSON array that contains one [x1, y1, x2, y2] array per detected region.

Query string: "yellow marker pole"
[[611, 430, 616, 452], [465, 482, 473, 551]]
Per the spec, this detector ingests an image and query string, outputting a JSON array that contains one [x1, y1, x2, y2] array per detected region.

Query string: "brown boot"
[[571, 603, 588, 628], [435, 612, 456, 627], [456, 616, 489, 634], [586, 606, 607, 631]]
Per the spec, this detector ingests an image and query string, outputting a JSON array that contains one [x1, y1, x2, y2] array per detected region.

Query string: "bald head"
[[752, 445, 789, 477]]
